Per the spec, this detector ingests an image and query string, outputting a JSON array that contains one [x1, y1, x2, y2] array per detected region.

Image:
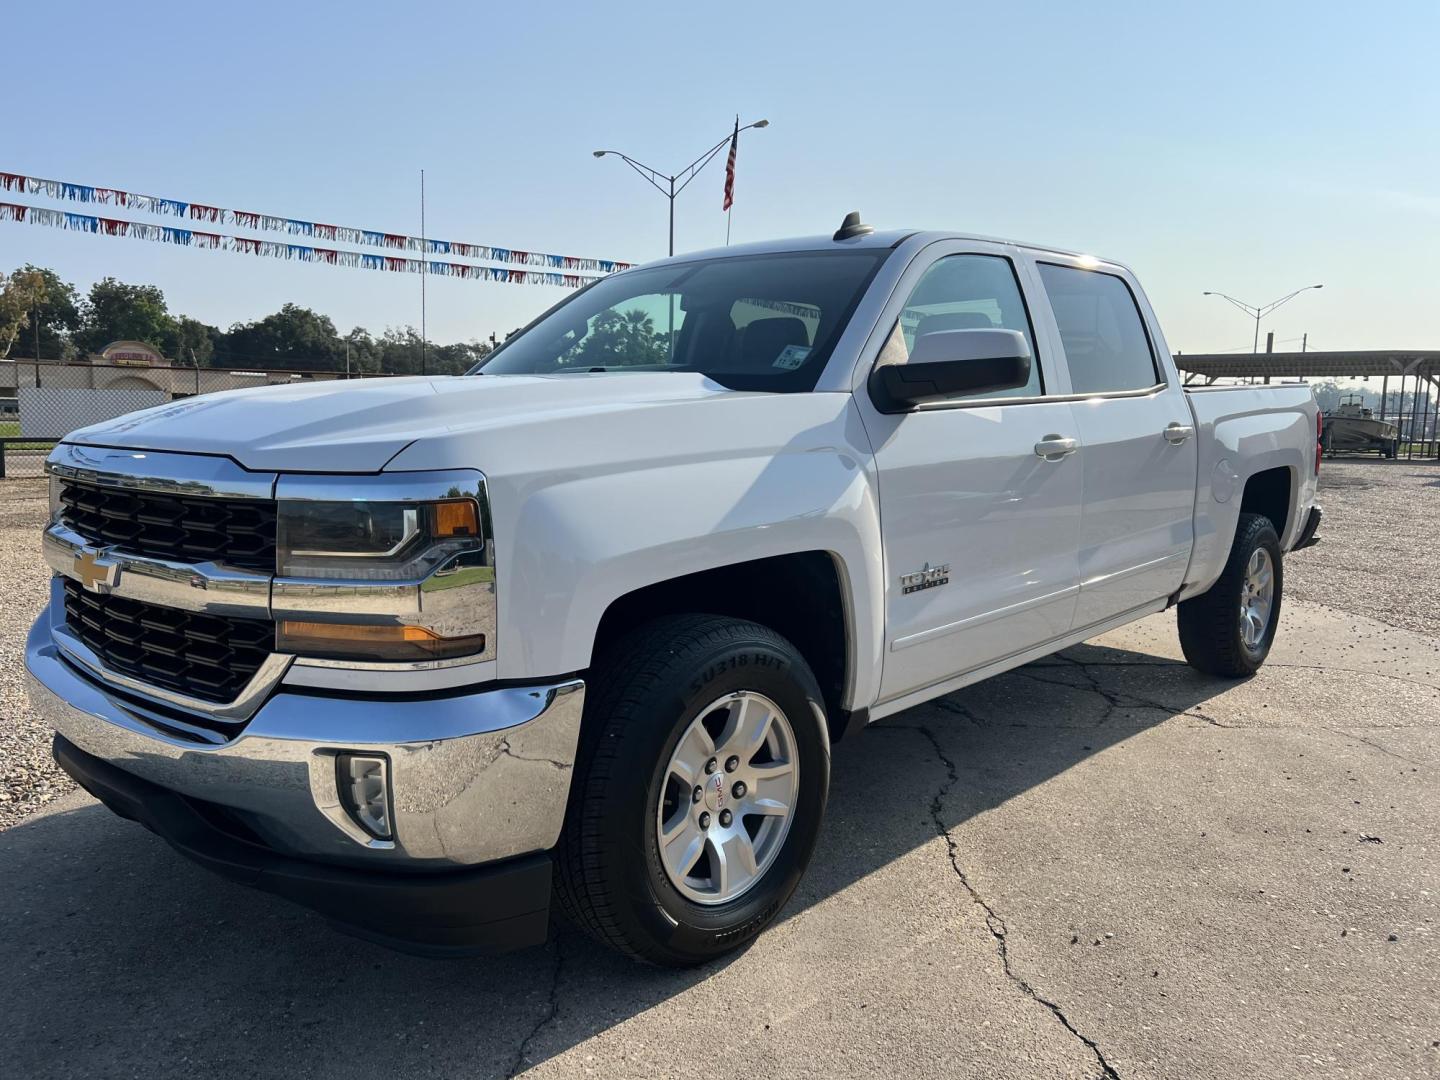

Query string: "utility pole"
[[1202, 284, 1325, 355], [419, 169, 428, 377]]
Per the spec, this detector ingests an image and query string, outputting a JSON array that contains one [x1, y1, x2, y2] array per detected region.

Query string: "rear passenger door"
[[1033, 258, 1198, 628], [857, 242, 1085, 704]]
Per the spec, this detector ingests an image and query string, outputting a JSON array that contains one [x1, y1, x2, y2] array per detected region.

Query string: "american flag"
[[722, 118, 739, 211]]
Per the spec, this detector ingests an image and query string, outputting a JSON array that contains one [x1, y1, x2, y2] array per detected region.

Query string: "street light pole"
[[594, 118, 770, 257], [1202, 284, 1325, 354]]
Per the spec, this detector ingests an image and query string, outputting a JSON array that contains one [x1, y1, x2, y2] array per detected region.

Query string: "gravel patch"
[[0, 479, 67, 829], [1288, 458, 1440, 637]]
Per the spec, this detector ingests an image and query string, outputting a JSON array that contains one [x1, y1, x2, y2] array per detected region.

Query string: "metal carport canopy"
[[1172, 351, 1440, 379]]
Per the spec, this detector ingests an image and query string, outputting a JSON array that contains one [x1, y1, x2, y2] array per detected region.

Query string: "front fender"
[[421, 394, 885, 711]]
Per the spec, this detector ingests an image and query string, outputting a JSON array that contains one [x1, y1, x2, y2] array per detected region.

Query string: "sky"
[[4, 0, 1438, 357]]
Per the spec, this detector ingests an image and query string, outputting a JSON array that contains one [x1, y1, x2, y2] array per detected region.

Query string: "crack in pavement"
[[1036, 648, 1440, 698], [1023, 657, 1434, 741], [932, 696, 986, 725], [506, 934, 565, 1078], [1008, 666, 1227, 731], [1267, 661, 1440, 693], [882, 721, 1122, 1079], [498, 738, 573, 771], [1322, 726, 1424, 767]]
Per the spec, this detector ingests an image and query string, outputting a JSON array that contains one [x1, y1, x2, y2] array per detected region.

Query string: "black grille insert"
[[62, 579, 273, 704], [58, 480, 276, 572]]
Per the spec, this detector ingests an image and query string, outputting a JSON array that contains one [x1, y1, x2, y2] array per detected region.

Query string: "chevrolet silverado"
[[26, 214, 1323, 966]]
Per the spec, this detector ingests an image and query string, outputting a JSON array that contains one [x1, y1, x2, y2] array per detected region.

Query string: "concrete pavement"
[[1, 599, 1436, 1079]]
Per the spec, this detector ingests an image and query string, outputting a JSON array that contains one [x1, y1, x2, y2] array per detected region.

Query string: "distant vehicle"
[[29, 216, 1324, 966], [1323, 394, 1399, 458]]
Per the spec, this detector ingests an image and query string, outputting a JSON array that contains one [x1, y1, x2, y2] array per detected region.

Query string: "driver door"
[[856, 244, 1085, 704]]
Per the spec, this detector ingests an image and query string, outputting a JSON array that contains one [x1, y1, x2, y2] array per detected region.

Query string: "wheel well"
[[1240, 466, 1292, 539], [592, 552, 852, 741]]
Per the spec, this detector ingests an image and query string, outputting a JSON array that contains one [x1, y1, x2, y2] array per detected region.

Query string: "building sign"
[[99, 340, 165, 367]]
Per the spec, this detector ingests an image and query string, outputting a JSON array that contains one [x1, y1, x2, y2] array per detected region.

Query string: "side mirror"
[[870, 328, 1032, 413]]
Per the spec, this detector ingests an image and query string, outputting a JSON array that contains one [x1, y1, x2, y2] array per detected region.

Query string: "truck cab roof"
[[632, 222, 1127, 274]]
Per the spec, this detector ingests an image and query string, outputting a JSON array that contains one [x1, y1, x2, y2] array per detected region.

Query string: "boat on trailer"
[[1322, 394, 1399, 458]]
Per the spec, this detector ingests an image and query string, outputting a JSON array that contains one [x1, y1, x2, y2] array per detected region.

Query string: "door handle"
[[1034, 435, 1079, 461], [1164, 422, 1195, 445]]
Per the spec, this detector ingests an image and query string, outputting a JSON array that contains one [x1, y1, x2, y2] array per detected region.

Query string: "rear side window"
[[1038, 263, 1159, 394]]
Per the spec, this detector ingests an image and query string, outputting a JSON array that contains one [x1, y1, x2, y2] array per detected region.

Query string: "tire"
[[554, 614, 830, 966], [1178, 512, 1283, 678]]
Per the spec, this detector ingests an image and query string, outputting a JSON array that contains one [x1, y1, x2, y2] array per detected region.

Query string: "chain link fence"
[[0, 358, 391, 479]]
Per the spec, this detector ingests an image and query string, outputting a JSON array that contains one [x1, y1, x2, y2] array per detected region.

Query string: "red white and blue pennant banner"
[[0, 171, 632, 274], [0, 203, 599, 288]]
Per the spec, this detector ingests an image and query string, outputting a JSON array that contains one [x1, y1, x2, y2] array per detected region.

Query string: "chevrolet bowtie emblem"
[[74, 547, 122, 594]]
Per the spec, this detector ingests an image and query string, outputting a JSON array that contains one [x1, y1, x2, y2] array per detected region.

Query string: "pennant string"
[[0, 201, 611, 289], [0, 170, 632, 273]]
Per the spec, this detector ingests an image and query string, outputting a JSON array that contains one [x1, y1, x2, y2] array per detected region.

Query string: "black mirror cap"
[[869, 352, 1031, 413]]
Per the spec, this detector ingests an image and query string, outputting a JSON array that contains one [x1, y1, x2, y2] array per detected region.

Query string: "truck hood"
[[63, 373, 742, 473]]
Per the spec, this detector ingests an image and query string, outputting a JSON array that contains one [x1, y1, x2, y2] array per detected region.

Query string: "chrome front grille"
[[61, 578, 273, 704], [58, 479, 276, 572]]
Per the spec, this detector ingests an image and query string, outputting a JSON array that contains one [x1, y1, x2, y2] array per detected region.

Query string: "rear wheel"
[[1178, 512, 1283, 677], [554, 614, 830, 966]]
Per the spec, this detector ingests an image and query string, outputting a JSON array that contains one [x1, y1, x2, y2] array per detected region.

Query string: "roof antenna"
[[833, 211, 875, 241]]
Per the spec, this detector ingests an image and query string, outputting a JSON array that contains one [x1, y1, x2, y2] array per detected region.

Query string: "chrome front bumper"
[[26, 609, 583, 869]]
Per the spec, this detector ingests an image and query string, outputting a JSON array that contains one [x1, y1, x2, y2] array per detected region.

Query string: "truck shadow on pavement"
[[0, 641, 1232, 1079]]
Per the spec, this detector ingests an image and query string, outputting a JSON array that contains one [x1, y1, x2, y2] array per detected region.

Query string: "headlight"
[[273, 483, 492, 663], [277, 498, 481, 581]]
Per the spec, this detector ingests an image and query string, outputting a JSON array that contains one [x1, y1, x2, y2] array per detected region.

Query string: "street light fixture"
[[1202, 284, 1325, 354], [593, 118, 770, 256]]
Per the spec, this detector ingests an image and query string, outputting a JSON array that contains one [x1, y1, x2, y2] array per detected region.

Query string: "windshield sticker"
[[772, 345, 812, 371]]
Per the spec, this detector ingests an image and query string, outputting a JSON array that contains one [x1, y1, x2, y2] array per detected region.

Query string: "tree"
[[218, 303, 344, 371], [76, 278, 176, 356], [3, 266, 79, 359], [0, 267, 52, 359], [0, 265, 506, 374], [561, 308, 668, 369], [338, 327, 382, 375], [167, 316, 220, 366], [431, 339, 491, 375], [374, 326, 426, 375]]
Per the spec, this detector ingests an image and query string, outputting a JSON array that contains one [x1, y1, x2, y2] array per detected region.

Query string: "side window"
[[893, 254, 1042, 400], [1037, 264, 1159, 394]]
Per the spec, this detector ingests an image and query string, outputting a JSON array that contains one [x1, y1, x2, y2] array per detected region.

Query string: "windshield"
[[471, 250, 887, 392]]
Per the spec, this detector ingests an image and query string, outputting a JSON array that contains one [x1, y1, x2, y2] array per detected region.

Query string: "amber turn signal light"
[[277, 619, 485, 662], [434, 500, 479, 538]]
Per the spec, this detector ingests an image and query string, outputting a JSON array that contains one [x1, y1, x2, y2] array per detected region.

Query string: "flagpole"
[[419, 168, 428, 376], [726, 115, 737, 246]]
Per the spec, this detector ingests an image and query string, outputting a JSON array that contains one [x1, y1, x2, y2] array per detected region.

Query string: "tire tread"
[[1178, 512, 1281, 677]]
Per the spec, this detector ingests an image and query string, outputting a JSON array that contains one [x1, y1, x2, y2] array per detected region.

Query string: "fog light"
[[336, 753, 393, 841]]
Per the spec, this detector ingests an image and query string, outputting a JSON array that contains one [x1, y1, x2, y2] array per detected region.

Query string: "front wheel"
[[1178, 512, 1283, 677], [554, 614, 830, 966]]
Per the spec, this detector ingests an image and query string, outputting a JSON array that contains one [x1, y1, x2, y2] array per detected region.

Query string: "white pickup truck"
[[26, 215, 1322, 966]]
